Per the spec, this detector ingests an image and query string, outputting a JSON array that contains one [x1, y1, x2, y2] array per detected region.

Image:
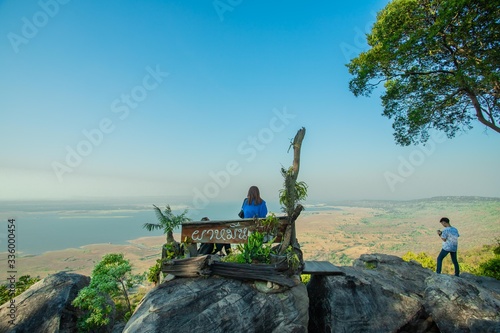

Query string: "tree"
[[72, 253, 143, 330], [347, 0, 500, 146], [143, 204, 191, 244]]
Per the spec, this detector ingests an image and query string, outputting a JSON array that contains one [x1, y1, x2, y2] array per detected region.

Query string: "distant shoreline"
[[1, 197, 499, 278]]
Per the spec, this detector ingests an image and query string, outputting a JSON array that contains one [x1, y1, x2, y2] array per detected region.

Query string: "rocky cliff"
[[308, 254, 500, 333], [1, 254, 499, 333]]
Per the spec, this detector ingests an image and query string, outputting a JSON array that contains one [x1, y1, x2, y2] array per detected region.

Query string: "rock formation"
[[307, 254, 500, 333], [2, 255, 499, 332], [0, 272, 96, 333], [123, 276, 309, 333]]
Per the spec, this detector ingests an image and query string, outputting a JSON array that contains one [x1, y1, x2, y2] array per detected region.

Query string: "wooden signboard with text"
[[181, 216, 288, 244]]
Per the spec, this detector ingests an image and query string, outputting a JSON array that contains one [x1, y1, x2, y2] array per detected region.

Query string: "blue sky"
[[1, 0, 499, 208]]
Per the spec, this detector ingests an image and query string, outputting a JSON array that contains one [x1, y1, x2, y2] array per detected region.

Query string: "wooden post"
[[279, 127, 306, 255]]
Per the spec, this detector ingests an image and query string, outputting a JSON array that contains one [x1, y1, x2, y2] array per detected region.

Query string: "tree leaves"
[[143, 204, 191, 243], [348, 0, 500, 145], [72, 253, 142, 331]]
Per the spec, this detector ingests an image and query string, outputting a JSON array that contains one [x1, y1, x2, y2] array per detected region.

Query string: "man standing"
[[436, 217, 460, 276]]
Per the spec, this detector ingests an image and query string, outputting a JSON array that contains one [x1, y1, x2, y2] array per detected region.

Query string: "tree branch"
[[465, 89, 500, 134], [406, 69, 455, 76]]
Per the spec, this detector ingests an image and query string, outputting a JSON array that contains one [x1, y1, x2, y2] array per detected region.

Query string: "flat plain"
[[9, 196, 500, 279]]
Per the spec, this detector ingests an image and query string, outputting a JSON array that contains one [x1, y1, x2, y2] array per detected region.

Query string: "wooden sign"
[[181, 217, 287, 244]]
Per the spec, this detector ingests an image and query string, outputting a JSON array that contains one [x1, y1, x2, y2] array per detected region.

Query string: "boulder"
[[3, 254, 498, 333], [123, 276, 309, 333], [425, 274, 500, 333], [307, 253, 500, 333], [0, 272, 91, 333]]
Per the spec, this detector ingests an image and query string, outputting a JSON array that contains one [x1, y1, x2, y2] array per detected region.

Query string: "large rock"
[[124, 276, 309, 333], [307, 254, 500, 333], [0, 272, 91, 333], [425, 274, 500, 333], [5, 255, 498, 333]]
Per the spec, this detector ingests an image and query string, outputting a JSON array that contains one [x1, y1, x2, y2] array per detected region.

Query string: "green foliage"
[[402, 251, 437, 271], [224, 231, 276, 264], [0, 275, 40, 305], [494, 240, 500, 256], [72, 253, 143, 331], [162, 243, 178, 259], [147, 259, 162, 285], [478, 239, 500, 280], [258, 213, 280, 238], [143, 204, 191, 243], [365, 262, 377, 270], [285, 245, 301, 271], [279, 166, 308, 215], [479, 258, 500, 280], [301, 274, 311, 284], [222, 252, 247, 264], [72, 287, 113, 331], [15, 275, 40, 294], [348, 0, 500, 145]]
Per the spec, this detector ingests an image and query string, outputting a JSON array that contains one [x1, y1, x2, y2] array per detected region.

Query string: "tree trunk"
[[279, 128, 306, 255], [166, 231, 175, 244], [120, 279, 132, 315]]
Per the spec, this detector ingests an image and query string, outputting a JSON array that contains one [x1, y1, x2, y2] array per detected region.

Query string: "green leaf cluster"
[[479, 258, 500, 280], [257, 213, 280, 238], [143, 204, 191, 244], [224, 231, 276, 264], [279, 166, 308, 216], [285, 245, 301, 271], [301, 274, 311, 285], [0, 275, 40, 305], [348, 0, 500, 145], [147, 259, 162, 286], [478, 239, 500, 280], [72, 253, 143, 331], [402, 251, 437, 270]]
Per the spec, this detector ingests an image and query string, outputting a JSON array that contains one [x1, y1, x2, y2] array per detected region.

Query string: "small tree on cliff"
[[72, 253, 143, 330]]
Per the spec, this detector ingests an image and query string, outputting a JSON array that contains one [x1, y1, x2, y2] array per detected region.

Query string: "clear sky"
[[1, 0, 499, 208]]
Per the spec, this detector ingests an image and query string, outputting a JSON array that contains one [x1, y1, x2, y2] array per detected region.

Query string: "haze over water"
[[0, 199, 288, 255]]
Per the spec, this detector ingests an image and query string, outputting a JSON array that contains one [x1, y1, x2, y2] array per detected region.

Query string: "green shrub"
[[478, 239, 500, 280], [223, 231, 276, 264], [402, 251, 436, 271], [72, 253, 143, 331], [479, 258, 500, 280], [0, 275, 40, 305], [147, 259, 162, 286]]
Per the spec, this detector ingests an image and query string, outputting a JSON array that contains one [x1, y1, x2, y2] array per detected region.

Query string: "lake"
[[0, 199, 286, 255]]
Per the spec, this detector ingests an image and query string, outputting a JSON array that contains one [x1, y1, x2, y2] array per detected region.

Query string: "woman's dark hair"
[[247, 186, 263, 205]]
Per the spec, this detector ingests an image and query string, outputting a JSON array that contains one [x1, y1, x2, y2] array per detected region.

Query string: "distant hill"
[[325, 196, 500, 208]]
